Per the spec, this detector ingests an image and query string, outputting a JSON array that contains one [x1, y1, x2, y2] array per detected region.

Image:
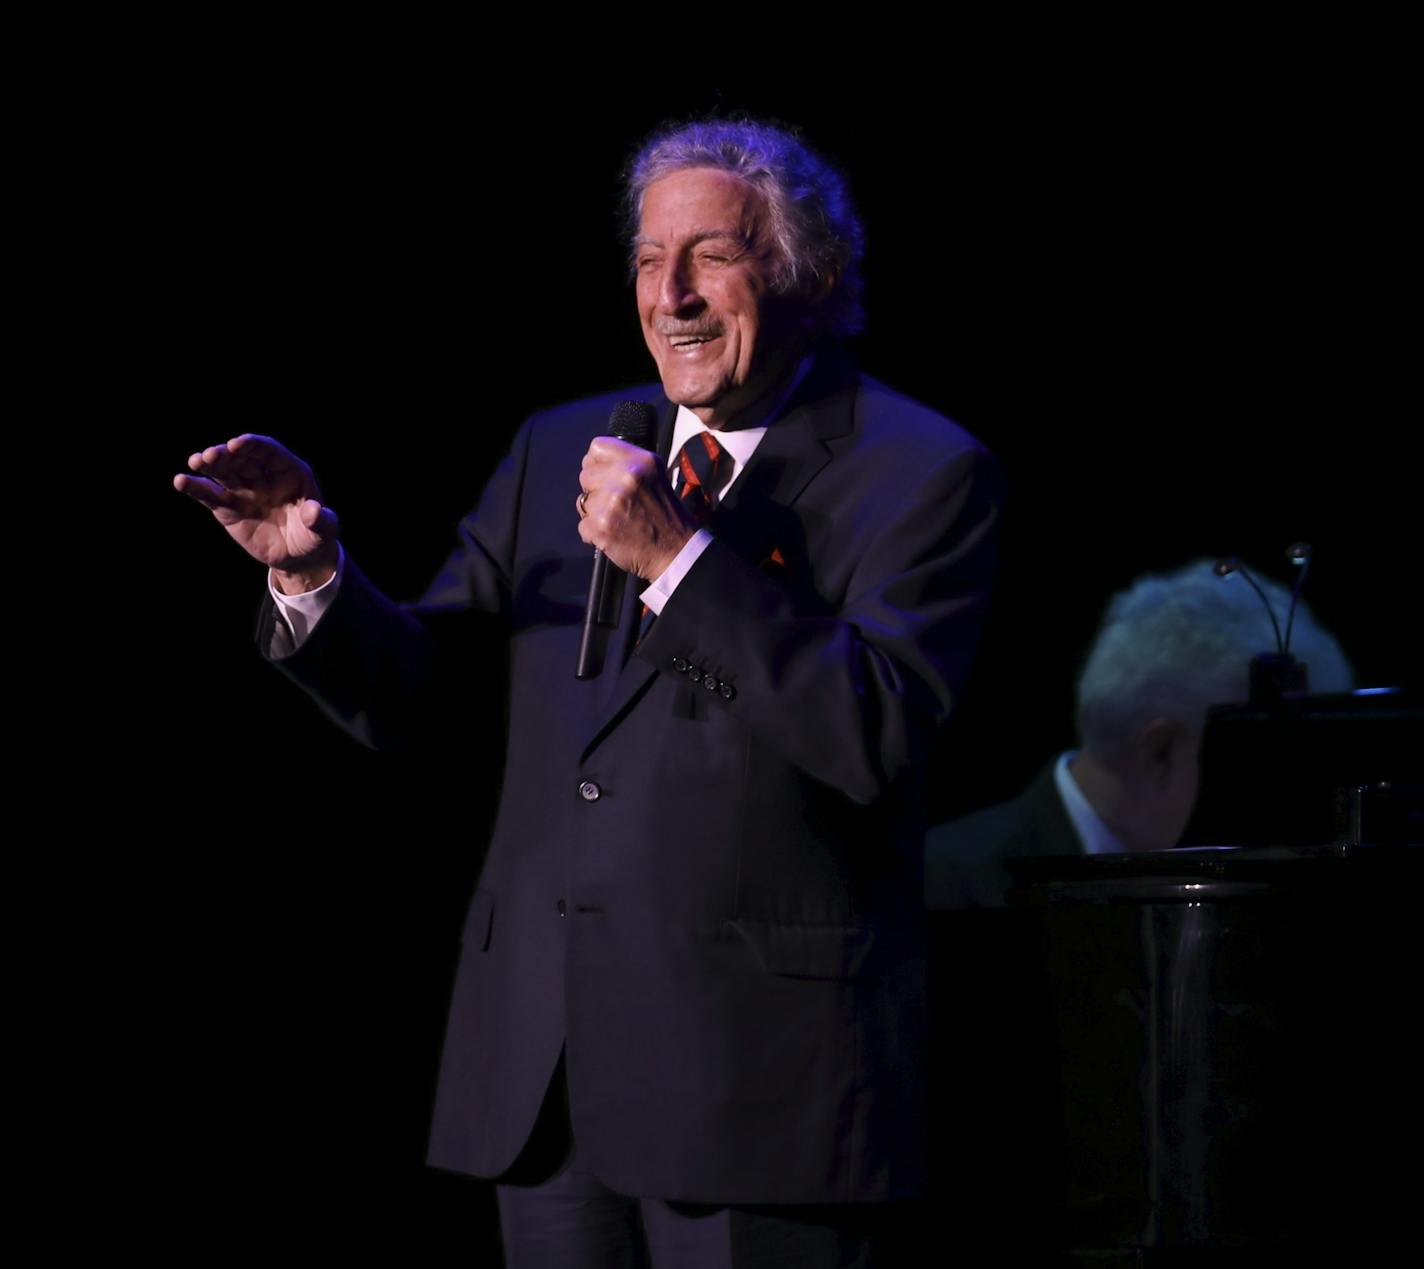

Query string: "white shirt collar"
[[669, 406, 766, 483], [665, 352, 815, 487], [1055, 750, 1131, 855]]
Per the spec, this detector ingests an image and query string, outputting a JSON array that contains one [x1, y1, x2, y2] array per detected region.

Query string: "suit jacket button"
[[671, 656, 689, 673], [719, 682, 736, 701], [556, 899, 567, 916], [702, 675, 719, 693], [687, 665, 703, 683], [578, 781, 602, 802]]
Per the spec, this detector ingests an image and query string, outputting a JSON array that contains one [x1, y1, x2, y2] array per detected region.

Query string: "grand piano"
[[928, 687, 1421, 1262]]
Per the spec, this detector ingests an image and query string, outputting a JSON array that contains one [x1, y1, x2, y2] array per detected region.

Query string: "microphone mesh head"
[[608, 400, 658, 449]]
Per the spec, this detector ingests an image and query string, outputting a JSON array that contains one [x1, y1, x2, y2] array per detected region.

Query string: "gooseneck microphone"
[[1213, 557, 1287, 654], [1282, 542, 1313, 654], [1214, 544, 1314, 701], [576, 401, 659, 679]]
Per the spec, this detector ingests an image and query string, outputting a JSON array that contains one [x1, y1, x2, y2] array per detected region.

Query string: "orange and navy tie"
[[673, 430, 733, 523]]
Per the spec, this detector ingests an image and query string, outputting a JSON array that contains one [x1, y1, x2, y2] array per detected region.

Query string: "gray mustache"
[[655, 323, 723, 338]]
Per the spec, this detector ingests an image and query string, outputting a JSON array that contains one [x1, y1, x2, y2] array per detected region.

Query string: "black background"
[[123, 36, 1414, 1259]]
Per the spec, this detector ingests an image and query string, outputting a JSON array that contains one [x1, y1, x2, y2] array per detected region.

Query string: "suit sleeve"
[[636, 444, 1001, 806], [256, 416, 535, 750]]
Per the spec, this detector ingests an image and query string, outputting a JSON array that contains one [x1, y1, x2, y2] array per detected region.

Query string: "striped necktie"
[[673, 430, 733, 522]]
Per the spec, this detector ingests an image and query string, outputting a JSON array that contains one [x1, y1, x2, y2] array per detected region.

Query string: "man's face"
[[635, 167, 802, 429]]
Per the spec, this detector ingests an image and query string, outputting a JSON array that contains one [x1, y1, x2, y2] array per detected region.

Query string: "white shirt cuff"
[[639, 529, 713, 616], [269, 544, 345, 656]]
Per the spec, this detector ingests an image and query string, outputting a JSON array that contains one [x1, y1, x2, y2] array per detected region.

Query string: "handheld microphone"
[[576, 401, 658, 679]]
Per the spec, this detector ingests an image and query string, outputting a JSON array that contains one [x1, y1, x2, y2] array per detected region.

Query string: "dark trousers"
[[497, 1153, 908, 1269], [493, 1054, 917, 1267]]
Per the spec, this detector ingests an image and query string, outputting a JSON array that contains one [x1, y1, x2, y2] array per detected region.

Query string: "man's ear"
[[1140, 718, 1189, 789]]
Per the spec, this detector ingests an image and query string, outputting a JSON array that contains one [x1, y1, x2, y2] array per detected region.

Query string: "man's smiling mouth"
[[669, 333, 720, 352]]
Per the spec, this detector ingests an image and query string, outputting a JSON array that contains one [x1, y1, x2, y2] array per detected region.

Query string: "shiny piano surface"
[[928, 844, 1423, 1260]]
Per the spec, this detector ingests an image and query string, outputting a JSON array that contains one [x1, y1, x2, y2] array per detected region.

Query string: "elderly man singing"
[[177, 118, 1001, 1267]]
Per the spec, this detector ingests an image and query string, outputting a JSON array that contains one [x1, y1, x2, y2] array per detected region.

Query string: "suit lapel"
[[1024, 761, 1087, 857], [706, 375, 844, 567], [580, 344, 859, 763]]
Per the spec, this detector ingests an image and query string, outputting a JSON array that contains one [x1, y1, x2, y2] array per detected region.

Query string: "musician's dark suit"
[[264, 343, 1001, 1206], [924, 762, 1083, 910]]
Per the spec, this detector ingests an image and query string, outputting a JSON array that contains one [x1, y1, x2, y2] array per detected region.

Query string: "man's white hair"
[[1075, 559, 1354, 761]]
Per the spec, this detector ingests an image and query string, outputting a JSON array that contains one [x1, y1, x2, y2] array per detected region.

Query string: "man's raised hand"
[[174, 434, 339, 593]]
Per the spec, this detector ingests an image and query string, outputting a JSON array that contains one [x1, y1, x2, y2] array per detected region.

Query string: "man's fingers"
[[582, 436, 633, 474], [587, 435, 642, 460], [184, 434, 315, 500], [584, 437, 664, 494], [174, 471, 240, 511], [189, 435, 288, 468], [226, 433, 281, 453], [225, 434, 291, 474], [226, 434, 300, 488], [189, 443, 250, 484]]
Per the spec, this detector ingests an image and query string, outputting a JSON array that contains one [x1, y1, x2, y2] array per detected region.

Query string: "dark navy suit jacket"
[[264, 345, 1001, 1205]]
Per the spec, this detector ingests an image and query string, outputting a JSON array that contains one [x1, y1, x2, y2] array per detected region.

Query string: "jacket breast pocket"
[[722, 917, 877, 981], [461, 889, 495, 952]]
